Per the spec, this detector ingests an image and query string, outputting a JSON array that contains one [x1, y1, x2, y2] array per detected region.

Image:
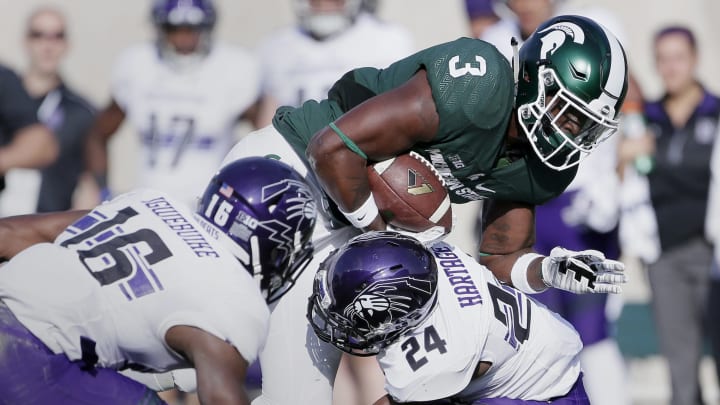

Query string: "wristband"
[[510, 252, 545, 294], [339, 193, 379, 229]]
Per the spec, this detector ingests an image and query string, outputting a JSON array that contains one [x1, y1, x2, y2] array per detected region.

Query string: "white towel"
[[618, 166, 661, 264]]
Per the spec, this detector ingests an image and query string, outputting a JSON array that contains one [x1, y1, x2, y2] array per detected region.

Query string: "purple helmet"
[[152, 0, 217, 29], [307, 231, 438, 355], [151, 0, 217, 69], [197, 157, 317, 303]]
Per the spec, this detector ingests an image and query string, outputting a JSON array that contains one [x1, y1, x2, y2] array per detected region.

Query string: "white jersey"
[[0, 189, 269, 373], [379, 242, 582, 403], [111, 43, 261, 207], [257, 13, 414, 106]]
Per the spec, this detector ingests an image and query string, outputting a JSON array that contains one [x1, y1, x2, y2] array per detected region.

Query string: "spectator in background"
[[254, 0, 414, 126], [482, 0, 633, 64], [481, 0, 554, 59], [0, 65, 58, 210], [708, 111, 720, 391], [359, 0, 379, 14], [641, 26, 718, 405], [0, 6, 95, 216], [464, 0, 500, 39], [476, 1, 632, 404], [85, 0, 262, 209]]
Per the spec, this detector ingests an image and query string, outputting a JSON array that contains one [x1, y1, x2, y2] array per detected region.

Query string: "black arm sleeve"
[[0, 65, 39, 142]]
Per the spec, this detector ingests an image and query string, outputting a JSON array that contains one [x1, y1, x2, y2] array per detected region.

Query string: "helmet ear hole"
[[268, 204, 277, 214], [389, 264, 403, 272], [269, 246, 285, 268], [269, 247, 279, 262]]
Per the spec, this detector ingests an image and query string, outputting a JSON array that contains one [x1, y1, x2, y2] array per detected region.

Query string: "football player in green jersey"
[[283, 14, 628, 293], [221, 14, 628, 405]]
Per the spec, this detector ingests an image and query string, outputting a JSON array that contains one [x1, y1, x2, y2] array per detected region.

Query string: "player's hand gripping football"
[[541, 247, 627, 294]]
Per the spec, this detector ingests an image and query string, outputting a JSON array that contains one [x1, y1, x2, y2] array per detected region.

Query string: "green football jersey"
[[273, 37, 576, 205]]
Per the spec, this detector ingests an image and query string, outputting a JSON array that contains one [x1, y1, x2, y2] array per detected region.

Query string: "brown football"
[[367, 151, 453, 234]]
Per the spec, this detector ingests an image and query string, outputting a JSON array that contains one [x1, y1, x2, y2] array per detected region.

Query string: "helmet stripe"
[[598, 24, 627, 99]]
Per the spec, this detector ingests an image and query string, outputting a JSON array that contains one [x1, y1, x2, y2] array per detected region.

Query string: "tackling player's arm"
[[237, 96, 264, 130], [478, 200, 627, 294], [84, 99, 126, 192], [306, 69, 439, 231], [0, 210, 89, 260], [0, 124, 58, 174], [165, 325, 250, 405], [477, 200, 546, 291], [254, 94, 280, 128], [0, 67, 59, 173]]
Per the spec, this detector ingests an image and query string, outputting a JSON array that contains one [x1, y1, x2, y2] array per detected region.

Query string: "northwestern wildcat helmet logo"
[[258, 178, 316, 267], [343, 276, 434, 332], [261, 178, 316, 220], [538, 22, 585, 59], [230, 177, 316, 281], [407, 169, 434, 196]]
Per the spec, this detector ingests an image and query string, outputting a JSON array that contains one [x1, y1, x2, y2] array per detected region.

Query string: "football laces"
[[408, 151, 446, 187]]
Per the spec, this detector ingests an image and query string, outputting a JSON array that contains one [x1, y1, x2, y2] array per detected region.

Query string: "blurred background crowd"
[[0, 0, 718, 404]]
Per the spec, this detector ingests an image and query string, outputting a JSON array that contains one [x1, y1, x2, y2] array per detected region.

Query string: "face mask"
[[157, 31, 212, 72], [302, 14, 352, 39]]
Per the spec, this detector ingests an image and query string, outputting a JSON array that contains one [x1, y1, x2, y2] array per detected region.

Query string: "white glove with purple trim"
[[541, 247, 627, 294]]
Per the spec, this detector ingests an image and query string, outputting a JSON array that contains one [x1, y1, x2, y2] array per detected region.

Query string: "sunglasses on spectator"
[[27, 30, 65, 40]]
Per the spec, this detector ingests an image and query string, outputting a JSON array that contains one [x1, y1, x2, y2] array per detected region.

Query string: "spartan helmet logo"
[[343, 277, 434, 332], [538, 22, 586, 59]]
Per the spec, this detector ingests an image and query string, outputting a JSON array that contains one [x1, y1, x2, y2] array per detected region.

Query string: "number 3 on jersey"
[[401, 325, 448, 371], [449, 55, 487, 78]]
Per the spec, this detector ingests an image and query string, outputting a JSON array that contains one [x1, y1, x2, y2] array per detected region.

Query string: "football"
[[367, 151, 453, 234]]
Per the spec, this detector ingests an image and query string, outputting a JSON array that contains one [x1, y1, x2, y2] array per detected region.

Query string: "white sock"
[[581, 338, 631, 405]]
